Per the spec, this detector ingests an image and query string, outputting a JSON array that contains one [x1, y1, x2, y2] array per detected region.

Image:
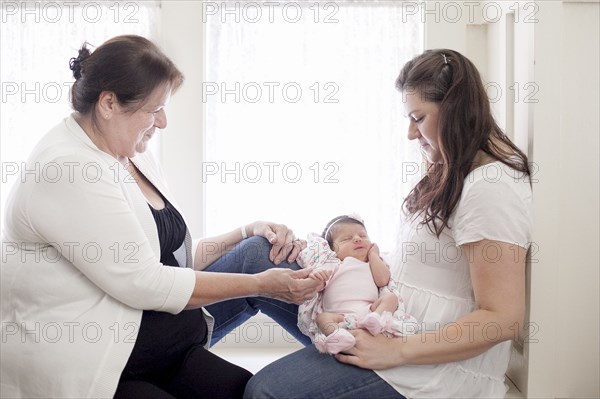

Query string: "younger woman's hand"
[[335, 329, 406, 370], [250, 221, 306, 265]]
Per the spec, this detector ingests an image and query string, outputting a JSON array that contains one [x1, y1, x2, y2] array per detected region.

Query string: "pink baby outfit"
[[297, 234, 418, 350], [321, 256, 379, 318]]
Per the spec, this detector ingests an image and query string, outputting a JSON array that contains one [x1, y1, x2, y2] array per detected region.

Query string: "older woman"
[[0, 35, 321, 399], [245, 49, 533, 398]]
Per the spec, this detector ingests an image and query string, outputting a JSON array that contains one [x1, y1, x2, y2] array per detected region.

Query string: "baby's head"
[[322, 215, 371, 261]]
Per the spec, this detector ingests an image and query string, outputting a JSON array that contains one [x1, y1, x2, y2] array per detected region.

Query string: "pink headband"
[[324, 213, 364, 240]]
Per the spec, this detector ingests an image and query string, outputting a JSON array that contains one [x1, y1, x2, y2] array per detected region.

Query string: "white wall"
[[529, 1, 599, 397], [159, 1, 206, 238]]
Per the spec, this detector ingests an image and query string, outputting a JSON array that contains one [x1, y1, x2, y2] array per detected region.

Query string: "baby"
[[297, 214, 417, 354]]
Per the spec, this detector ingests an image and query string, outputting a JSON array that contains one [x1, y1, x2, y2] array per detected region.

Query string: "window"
[[204, 2, 423, 251], [0, 1, 159, 220]]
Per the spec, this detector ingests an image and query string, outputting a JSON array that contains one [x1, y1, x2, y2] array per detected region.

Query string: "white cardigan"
[[1, 115, 213, 398]]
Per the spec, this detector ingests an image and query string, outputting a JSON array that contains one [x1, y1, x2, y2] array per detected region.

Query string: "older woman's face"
[[403, 89, 442, 163], [111, 83, 171, 158]]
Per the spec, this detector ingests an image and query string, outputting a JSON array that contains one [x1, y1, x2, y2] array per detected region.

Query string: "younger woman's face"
[[331, 223, 371, 262], [403, 89, 442, 163]]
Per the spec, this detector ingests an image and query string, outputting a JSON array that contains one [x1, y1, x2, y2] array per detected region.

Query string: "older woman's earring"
[[104, 114, 109, 119]]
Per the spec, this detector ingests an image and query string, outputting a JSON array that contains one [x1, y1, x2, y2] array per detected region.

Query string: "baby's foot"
[[314, 332, 329, 354], [314, 329, 356, 355], [359, 312, 384, 336]]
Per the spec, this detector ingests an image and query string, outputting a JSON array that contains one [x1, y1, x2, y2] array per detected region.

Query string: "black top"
[[148, 200, 187, 267], [120, 196, 208, 381]]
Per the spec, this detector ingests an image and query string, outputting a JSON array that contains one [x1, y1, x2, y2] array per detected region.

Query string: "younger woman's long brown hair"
[[396, 49, 530, 237]]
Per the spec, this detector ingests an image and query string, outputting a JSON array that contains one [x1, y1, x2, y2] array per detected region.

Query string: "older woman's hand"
[[256, 267, 325, 304], [250, 221, 307, 265]]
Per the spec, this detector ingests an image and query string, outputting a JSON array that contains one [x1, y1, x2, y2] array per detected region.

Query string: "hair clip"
[[442, 53, 448, 64]]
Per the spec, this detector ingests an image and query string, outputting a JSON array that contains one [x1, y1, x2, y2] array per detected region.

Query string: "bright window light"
[[204, 2, 423, 251], [0, 1, 159, 222]]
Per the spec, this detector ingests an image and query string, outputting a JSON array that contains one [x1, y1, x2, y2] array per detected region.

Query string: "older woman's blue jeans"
[[204, 236, 311, 346]]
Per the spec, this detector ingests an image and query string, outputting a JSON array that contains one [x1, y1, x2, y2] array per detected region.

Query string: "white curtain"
[[0, 1, 159, 221], [205, 1, 423, 251]]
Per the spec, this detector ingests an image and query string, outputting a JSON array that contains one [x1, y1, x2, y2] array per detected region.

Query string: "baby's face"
[[331, 223, 371, 261]]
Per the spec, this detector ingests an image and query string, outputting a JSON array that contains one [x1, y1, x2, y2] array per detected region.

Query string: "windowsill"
[[211, 346, 299, 374]]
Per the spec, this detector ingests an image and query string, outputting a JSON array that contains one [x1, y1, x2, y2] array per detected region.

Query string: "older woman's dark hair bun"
[[68, 46, 91, 80], [70, 35, 183, 120]]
